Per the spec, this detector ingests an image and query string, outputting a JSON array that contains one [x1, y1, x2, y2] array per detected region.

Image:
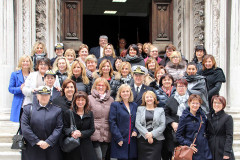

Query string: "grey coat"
[[135, 106, 166, 141]]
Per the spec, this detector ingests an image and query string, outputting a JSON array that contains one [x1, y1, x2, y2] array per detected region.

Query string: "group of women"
[[8, 41, 234, 160]]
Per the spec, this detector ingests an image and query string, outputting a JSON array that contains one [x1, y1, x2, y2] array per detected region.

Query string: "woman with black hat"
[[21, 86, 63, 160]]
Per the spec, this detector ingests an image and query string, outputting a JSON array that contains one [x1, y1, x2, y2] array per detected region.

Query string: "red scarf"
[[162, 86, 173, 97]]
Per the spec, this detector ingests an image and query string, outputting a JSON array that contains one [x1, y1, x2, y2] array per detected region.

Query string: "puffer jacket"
[[89, 89, 114, 142], [56, 70, 68, 87], [165, 61, 187, 81], [155, 86, 176, 108]]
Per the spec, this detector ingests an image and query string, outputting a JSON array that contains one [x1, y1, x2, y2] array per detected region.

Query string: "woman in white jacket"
[[22, 58, 60, 105]]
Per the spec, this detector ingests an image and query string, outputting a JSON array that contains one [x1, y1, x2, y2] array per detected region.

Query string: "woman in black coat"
[[191, 45, 207, 73], [21, 86, 63, 160], [199, 55, 226, 109], [207, 95, 235, 160], [163, 79, 189, 160], [63, 91, 97, 160], [125, 44, 145, 67]]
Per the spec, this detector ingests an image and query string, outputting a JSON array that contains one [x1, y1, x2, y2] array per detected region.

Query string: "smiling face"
[[196, 50, 204, 59], [115, 59, 123, 71], [96, 81, 107, 94], [44, 75, 56, 88], [138, 45, 143, 54], [176, 83, 187, 96], [75, 97, 86, 110], [171, 56, 180, 65], [121, 64, 130, 77], [148, 61, 156, 71], [21, 57, 31, 70], [79, 48, 88, 61], [102, 62, 111, 74], [133, 74, 145, 86], [120, 87, 131, 101], [162, 76, 173, 89], [64, 82, 75, 98], [187, 65, 197, 76], [58, 59, 67, 72], [129, 47, 137, 57], [36, 44, 43, 54], [166, 48, 173, 57], [104, 45, 113, 56], [86, 60, 97, 72], [73, 63, 82, 77], [150, 48, 158, 59], [145, 93, 155, 106], [205, 58, 213, 69], [55, 49, 64, 57], [99, 38, 108, 48], [66, 54, 74, 63], [189, 99, 201, 114], [213, 99, 223, 113], [156, 69, 166, 81], [38, 62, 49, 75]]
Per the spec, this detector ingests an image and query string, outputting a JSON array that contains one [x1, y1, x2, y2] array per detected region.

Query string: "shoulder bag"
[[61, 110, 80, 152], [172, 115, 203, 160]]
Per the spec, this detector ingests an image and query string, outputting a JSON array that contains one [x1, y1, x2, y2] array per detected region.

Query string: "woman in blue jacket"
[[109, 84, 138, 160], [176, 94, 212, 160], [8, 55, 33, 122]]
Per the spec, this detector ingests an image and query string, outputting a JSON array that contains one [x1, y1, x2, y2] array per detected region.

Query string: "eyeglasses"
[[213, 102, 222, 105]]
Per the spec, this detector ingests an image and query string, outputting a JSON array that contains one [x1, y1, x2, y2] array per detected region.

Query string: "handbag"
[[172, 115, 203, 160], [61, 110, 80, 152], [11, 105, 33, 150]]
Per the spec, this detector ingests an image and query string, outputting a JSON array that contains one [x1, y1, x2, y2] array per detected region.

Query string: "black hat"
[[132, 65, 148, 75], [54, 43, 64, 50], [44, 70, 56, 78], [36, 86, 51, 95]]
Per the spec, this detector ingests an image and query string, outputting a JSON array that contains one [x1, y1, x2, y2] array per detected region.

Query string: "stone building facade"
[[1, 0, 239, 112]]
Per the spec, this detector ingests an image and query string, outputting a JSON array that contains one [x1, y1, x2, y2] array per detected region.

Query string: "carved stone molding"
[[193, 0, 205, 46], [57, 0, 61, 42], [177, 0, 183, 51], [212, 0, 220, 62], [22, 0, 31, 55], [36, 0, 47, 42]]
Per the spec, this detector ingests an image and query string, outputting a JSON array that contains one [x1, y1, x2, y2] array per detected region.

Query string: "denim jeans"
[[93, 141, 109, 160]]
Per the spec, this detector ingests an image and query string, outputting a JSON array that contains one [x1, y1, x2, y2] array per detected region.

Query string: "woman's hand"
[[32, 88, 37, 93], [118, 141, 123, 147], [37, 140, 50, 149], [131, 131, 137, 137], [190, 144, 198, 153], [56, 87, 62, 92], [171, 122, 178, 132], [20, 83, 25, 90], [145, 132, 153, 139], [148, 137, 153, 144], [71, 130, 81, 139], [223, 156, 230, 159]]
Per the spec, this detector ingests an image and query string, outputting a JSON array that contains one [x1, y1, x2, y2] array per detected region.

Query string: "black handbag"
[[11, 127, 26, 150], [61, 110, 80, 152]]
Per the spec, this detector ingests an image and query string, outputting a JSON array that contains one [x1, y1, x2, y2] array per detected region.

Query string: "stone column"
[[229, 0, 240, 110], [0, 0, 15, 112]]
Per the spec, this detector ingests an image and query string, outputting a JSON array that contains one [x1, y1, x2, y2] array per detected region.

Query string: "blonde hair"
[[16, 54, 34, 72], [103, 44, 116, 58], [91, 77, 111, 93], [141, 91, 159, 108], [99, 59, 114, 77], [170, 51, 182, 62], [31, 41, 47, 56], [145, 57, 159, 70], [118, 62, 132, 76], [143, 42, 152, 55], [65, 49, 76, 59], [85, 54, 97, 63], [69, 60, 89, 84], [52, 56, 71, 73], [115, 84, 134, 102], [78, 44, 89, 52]]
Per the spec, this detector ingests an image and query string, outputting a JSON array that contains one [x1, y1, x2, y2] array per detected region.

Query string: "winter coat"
[[97, 56, 116, 68], [125, 54, 145, 67], [149, 80, 160, 92], [71, 75, 91, 95], [22, 71, 60, 106], [135, 106, 166, 140], [21, 101, 63, 160], [89, 89, 114, 142], [184, 74, 209, 114], [165, 61, 187, 81], [63, 109, 97, 160], [52, 96, 72, 113], [92, 70, 121, 98], [207, 110, 235, 160], [176, 108, 212, 160], [159, 55, 170, 67], [144, 70, 155, 86], [131, 83, 153, 106], [199, 67, 226, 104], [109, 101, 138, 159], [8, 70, 25, 122], [155, 86, 176, 108], [56, 70, 68, 87]]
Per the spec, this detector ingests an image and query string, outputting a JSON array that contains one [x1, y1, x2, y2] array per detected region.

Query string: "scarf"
[[120, 74, 132, 84], [174, 92, 189, 116], [162, 86, 173, 97]]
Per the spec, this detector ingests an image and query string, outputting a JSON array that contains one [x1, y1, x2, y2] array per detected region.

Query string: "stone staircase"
[[0, 110, 239, 160]]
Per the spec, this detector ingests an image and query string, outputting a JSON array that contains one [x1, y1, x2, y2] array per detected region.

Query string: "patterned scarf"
[[120, 74, 132, 84], [162, 86, 173, 97], [174, 92, 189, 116]]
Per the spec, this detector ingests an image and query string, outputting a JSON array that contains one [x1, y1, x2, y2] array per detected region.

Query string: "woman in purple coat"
[[109, 84, 138, 160], [8, 55, 33, 122]]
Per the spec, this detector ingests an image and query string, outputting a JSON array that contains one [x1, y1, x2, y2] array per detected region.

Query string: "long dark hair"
[[192, 45, 207, 63], [71, 91, 90, 114]]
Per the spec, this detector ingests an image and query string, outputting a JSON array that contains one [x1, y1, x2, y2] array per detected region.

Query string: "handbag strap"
[[192, 115, 203, 144], [17, 105, 33, 135], [69, 110, 77, 131]]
